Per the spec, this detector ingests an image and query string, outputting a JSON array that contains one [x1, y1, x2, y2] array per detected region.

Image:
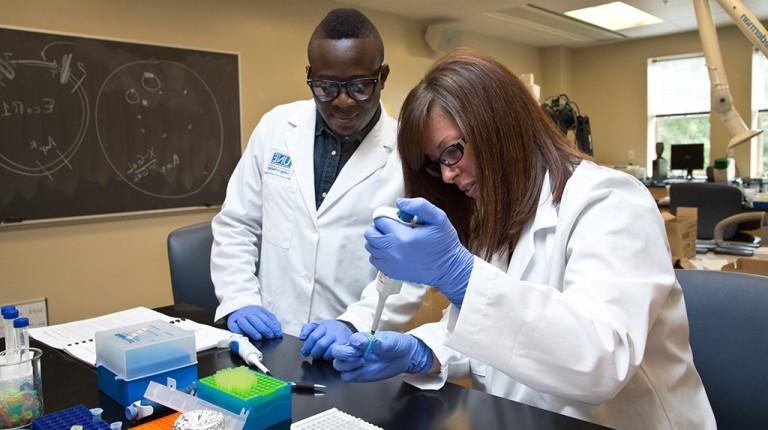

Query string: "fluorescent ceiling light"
[[565, 2, 663, 31]]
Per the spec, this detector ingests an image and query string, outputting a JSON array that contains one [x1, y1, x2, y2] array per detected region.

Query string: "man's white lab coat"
[[407, 161, 715, 429], [211, 100, 425, 335]]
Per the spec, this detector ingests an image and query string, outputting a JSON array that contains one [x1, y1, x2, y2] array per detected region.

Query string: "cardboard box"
[[663, 207, 698, 262], [721, 258, 768, 276]]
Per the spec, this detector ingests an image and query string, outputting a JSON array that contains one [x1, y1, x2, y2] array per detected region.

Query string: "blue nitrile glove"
[[331, 331, 433, 383], [298, 320, 354, 361], [227, 305, 283, 341], [364, 197, 474, 307]]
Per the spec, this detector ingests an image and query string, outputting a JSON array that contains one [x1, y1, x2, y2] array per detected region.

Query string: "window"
[[647, 55, 710, 178], [752, 49, 768, 176]]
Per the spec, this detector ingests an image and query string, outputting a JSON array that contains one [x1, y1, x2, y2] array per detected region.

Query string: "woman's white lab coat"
[[407, 161, 715, 429], [211, 100, 425, 335]]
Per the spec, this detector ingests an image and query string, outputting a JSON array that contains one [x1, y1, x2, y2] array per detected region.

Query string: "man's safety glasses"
[[306, 66, 382, 102], [425, 139, 466, 178]]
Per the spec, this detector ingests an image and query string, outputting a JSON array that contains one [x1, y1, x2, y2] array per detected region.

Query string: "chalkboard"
[[0, 26, 241, 223]]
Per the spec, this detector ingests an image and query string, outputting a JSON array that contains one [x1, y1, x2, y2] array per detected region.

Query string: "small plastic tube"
[[126, 399, 162, 420], [90, 407, 104, 424]]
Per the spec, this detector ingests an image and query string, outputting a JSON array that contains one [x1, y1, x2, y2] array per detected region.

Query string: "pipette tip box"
[[197, 366, 290, 430], [95, 320, 197, 406], [97, 363, 197, 407]]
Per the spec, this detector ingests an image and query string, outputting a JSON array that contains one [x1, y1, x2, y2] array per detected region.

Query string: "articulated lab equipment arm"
[[693, 0, 766, 149]]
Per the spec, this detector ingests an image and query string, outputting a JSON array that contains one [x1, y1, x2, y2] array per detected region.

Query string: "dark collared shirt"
[[313, 106, 381, 208]]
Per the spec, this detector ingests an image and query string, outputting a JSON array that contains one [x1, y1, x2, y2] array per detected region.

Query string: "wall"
[[564, 25, 758, 172], [540, 46, 574, 97], [0, 0, 540, 324]]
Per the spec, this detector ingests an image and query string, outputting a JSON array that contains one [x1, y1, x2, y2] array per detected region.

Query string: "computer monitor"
[[670, 143, 705, 180]]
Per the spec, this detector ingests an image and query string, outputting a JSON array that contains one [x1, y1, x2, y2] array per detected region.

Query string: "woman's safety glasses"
[[306, 66, 382, 102], [425, 139, 466, 178]]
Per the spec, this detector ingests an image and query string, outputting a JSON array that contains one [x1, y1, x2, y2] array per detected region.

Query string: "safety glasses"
[[306, 66, 382, 102], [425, 139, 466, 178]]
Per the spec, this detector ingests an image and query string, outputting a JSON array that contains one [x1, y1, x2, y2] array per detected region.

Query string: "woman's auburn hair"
[[397, 50, 585, 260]]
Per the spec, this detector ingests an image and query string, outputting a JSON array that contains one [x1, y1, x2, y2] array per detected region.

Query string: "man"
[[211, 9, 425, 360]]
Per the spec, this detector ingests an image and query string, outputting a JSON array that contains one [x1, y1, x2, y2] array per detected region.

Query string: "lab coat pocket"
[[262, 178, 297, 249]]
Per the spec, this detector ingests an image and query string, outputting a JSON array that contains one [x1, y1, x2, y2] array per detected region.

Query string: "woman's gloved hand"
[[226, 305, 283, 341], [298, 320, 354, 361], [364, 197, 474, 307], [331, 331, 434, 383]]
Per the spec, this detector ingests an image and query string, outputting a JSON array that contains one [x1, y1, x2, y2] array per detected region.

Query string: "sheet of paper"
[[29, 306, 232, 366], [64, 339, 97, 367], [29, 307, 164, 349]]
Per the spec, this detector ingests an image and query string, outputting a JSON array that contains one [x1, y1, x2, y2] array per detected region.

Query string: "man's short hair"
[[308, 8, 384, 64]]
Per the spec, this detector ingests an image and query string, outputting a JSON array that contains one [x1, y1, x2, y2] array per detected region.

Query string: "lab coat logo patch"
[[266, 150, 293, 179]]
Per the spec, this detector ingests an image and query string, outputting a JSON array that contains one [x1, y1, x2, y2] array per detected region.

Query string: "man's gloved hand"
[[331, 331, 433, 383], [364, 197, 474, 307], [298, 320, 354, 361], [227, 305, 283, 341]]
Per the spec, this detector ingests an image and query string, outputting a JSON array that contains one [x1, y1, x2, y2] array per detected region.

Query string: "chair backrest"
[[675, 269, 768, 429], [167, 222, 219, 313], [669, 183, 742, 240]]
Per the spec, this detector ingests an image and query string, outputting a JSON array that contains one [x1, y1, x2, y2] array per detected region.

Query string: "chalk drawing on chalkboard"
[[0, 49, 89, 178], [125, 88, 140, 104], [141, 72, 161, 91], [95, 60, 223, 199]]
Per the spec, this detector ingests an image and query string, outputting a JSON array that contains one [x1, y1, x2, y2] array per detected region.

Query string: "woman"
[[331, 51, 715, 429]]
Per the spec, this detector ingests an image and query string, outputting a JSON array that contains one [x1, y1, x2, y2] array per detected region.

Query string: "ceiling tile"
[[333, 0, 768, 48]]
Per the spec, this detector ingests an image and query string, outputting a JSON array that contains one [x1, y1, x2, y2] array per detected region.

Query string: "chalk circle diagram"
[[0, 59, 88, 177], [95, 60, 223, 198]]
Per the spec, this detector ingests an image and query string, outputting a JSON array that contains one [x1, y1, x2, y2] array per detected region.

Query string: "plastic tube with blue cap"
[[3, 306, 19, 358], [13, 317, 29, 362]]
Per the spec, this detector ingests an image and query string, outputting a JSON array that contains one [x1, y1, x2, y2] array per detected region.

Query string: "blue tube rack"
[[31, 405, 111, 430]]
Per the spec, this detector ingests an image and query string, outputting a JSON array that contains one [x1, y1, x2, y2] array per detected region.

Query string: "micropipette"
[[218, 335, 272, 375], [370, 207, 421, 334]]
